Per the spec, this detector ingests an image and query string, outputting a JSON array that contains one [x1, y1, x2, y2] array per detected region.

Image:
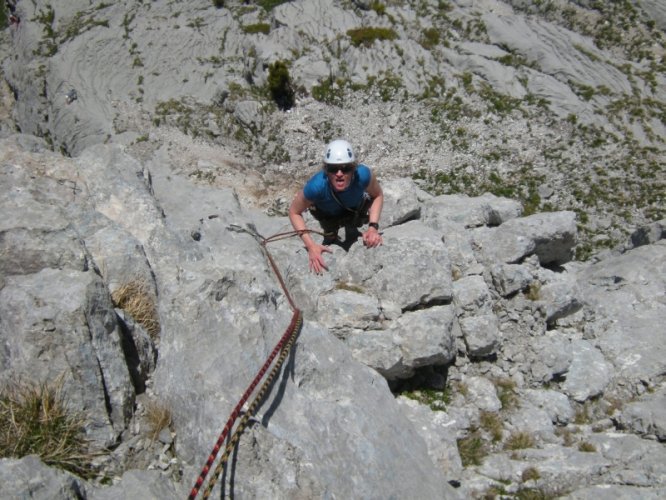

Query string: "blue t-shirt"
[[303, 164, 371, 216]]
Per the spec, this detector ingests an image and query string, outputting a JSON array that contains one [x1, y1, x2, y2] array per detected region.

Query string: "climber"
[[288, 139, 384, 275]]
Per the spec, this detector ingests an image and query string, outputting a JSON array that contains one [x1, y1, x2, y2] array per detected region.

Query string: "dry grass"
[[334, 280, 365, 294], [144, 400, 172, 442], [480, 411, 503, 443], [457, 430, 488, 467], [0, 380, 95, 478], [111, 280, 160, 339], [524, 281, 542, 301], [504, 431, 535, 450], [578, 441, 596, 453], [494, 377, 519, 411], [522, 466, 541, 483]]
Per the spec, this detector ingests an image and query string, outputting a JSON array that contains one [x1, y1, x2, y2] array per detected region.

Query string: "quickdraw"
[[188, 225, 323, 500]]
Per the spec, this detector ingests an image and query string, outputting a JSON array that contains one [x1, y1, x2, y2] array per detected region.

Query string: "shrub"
[[243, 23, 270, 35], [145, 400, 172, 442], [111, 280, 160, 339], [212, 0, 225, 7], [420, 27, 440, 49], [0, 2, 7, 29], [0, 381, 94, 478], [267, 60, 295, 111], [347, 27, 398, 47], [257, 0, 290, 11], [480, 411, 503, 442], [457, 431, 487, 466], [522, 466, 541, 482], [494, 377, 519, 410], [402, 388, 451, 411], [504, 431, 535, 450], [578, 441, 596, 452], [524, 281, 541, 301], [312, 77, 346, 106]]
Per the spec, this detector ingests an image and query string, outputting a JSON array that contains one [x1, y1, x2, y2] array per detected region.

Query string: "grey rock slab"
[[158, 316, 461, 498], [490, 263, 533, 297], [315, 288, 382, 332], [396, 396, 464, 479], [561, 339, 613, 403], [453, 274, 492, 313], [524, 388, 574, 425], [0, 455, 87, 500], [565, 485, 666, 500], [615, 385, 666, 441], [576, 243, 666, 386], [499, 211, 578, 265], [89, 470, 183, 500], [585, 432, 666, 487], [527, 331, 573, 384], [0, 268, 133, 447], [506, 401, 555, 439], [484, 13, 633, 94], [345, 305, 457, 380], [459, 313, 501, 358], [380, 177, 431, 228], [627, 219, 666, 249], [471, 225, 536, 265], [461, 376, 502, 413], [422, 193, 522, 229], [342, 220, 453, 311], [537, 271, 583, 325]]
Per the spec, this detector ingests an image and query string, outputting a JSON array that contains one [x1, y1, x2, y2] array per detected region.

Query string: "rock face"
[[0, 0, 665, 499], [0, 134, 664, 498]]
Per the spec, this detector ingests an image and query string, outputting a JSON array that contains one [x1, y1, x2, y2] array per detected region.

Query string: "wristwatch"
[[368, 222, 379, 230]]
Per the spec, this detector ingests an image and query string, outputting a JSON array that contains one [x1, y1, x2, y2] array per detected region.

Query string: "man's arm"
[[363, 171, 384, 247], [288, 190, 331, 274]]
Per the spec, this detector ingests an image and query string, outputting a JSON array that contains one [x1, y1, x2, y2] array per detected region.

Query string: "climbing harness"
[[188, 224, 324, 500]]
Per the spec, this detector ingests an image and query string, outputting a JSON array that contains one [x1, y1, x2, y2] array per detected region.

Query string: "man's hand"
[[308, 244, 332, 274], [362, 227, 383, 248]]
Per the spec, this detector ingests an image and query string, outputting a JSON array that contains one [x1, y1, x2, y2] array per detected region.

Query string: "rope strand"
[[188, 225, 316, 499]]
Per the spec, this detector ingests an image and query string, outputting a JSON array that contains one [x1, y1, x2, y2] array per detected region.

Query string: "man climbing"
[[288, 139, 384, 274]]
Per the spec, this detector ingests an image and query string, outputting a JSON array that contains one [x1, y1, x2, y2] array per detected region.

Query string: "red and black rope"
[[188, 228, 320, 499]]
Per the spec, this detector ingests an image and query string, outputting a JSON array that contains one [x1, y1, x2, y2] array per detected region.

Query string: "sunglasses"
[[325, 164, 355, 174]]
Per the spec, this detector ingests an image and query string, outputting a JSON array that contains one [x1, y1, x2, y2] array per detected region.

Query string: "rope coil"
[[188, 226, 321, 499]]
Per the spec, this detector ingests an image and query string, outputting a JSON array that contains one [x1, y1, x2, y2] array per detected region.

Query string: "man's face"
[[325, 163, 355, 192]]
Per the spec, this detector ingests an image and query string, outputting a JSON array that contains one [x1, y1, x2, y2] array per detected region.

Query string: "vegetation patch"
[[243, 22, 270, 35], [267, 60, 295, 111], [254, 0, 291, 11], [480, 411, 503, 443], [111, 280, 160, 339], [0, 381, 94, 478], [334, 281, 366, 294], [578, 441, 596, 453], [347, 27, 398, 48], [494, 377, 519, 411], [504, 431, 535, 450], [402, 387, 451, 412], [312, 77, 348, 107], [144, 400, 172, 442], [457, 431, 488, 466]]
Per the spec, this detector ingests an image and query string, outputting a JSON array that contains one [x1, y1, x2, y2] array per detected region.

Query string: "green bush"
[[256, 0, 291, 11], [0, 2, 8, 29], [212, 0, 225, 7], [347, 27, 398, 47], [267, 60, 295, 110], [243, 23, 270, 35], [312, 78, 346, 106]]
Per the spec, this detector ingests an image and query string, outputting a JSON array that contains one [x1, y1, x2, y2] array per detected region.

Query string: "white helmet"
[[323, 139, 356, 164]]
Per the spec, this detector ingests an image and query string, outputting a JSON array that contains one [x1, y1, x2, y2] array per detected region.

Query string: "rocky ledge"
[[0, 133, 664, 498]]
